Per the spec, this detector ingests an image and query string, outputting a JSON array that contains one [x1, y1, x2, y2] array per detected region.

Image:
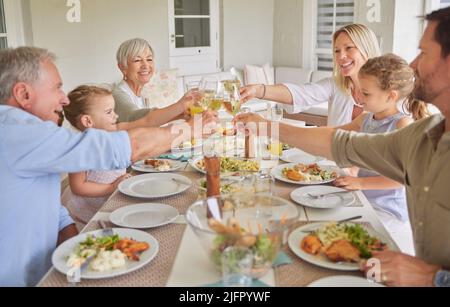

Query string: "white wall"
[[273, 0, 303, 68], [26, 0, 275, 91], [28, 0, 170, 92], [222, 0, 274, 70], [393, 0, 425, 63]]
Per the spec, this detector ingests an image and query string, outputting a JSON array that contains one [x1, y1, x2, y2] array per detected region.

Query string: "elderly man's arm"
[[127, 111, 217, 163]]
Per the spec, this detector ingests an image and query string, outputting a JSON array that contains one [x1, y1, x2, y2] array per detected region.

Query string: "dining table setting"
[[38, 88, 399, 288]]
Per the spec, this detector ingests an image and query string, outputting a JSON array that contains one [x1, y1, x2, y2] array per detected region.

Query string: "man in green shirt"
[[236, 7, 450, 287]]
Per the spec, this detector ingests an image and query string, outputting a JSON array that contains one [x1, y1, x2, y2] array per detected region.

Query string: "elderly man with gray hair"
[[112, 38, 194, 124], [0, 47, 217, 287]]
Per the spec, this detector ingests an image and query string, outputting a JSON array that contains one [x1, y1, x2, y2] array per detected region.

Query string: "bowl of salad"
[[186, 194, 300, 278]]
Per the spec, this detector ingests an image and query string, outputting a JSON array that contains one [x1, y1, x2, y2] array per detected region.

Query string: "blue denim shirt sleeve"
[[0, 121, 132, 177], [59, 206, 74, 231]]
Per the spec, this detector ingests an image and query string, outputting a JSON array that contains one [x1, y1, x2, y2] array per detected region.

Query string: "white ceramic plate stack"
[[52, 228, 159, 279], [118, 174, 192, 199], [290, 186, 356, 209], [110, 203, 180, 229], [131, 159, 183, 173]]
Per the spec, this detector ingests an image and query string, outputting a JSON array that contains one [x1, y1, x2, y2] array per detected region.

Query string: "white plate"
[[171, 142, 203, 155], [308, 276, 385, 287], [131, 159, 183, 173], [188, 157, 206, 174], [280, 148, 322, 164], [52, 228, 159, 279], [118, 173, 192, 199], [271, 163, 340, 186], [291, 186, 356, 209], [288, 222, 396, 271], [110, 203, 179, 229]]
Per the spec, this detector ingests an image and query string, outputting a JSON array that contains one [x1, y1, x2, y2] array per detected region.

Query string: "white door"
[[168, 0, 220, 76]]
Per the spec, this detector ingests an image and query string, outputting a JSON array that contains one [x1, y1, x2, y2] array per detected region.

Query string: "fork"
[[98, 220, 115, 237], [306, 191, 352, 200], [68, 221, 114, 287]]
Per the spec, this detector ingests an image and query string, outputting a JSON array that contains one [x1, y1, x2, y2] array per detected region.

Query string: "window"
[[426, 0, 450, 12], [315, 0, 355, 71], [440, 0, 450, 8], [0, 0, 7, 49]]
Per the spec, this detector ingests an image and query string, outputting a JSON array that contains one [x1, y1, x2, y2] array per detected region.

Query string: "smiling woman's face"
[[122, 47, 154, 89], [334, 33, 367, 79]]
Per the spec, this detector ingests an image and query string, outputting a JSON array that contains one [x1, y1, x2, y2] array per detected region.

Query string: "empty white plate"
[[308, 276, 385, 287], [110, 203, 179, 229], [118, 174, 192, 199], [291, 186, 356, 209]]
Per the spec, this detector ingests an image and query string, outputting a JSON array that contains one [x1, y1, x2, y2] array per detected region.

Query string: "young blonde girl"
[[334, 54, 429, 253], [62, 86, 132, 225]]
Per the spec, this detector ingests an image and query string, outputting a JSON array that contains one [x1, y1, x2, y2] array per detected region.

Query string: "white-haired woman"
[[112, 38, 196, 125], [240, 24, 381, 126]]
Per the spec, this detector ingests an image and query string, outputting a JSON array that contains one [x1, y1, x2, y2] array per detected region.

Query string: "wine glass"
[[222, 84, 242, 117], [200, 77, 220, 111]]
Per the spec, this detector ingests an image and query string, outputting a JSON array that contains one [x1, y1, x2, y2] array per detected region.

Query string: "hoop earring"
[[123, 75, 128, 81]]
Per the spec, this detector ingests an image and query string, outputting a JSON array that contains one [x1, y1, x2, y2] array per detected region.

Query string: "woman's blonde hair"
[[332, 24, 381, 95], [64, 85, 112, 130], [359, 53, 429, 121], [116, 38, 154, 68]]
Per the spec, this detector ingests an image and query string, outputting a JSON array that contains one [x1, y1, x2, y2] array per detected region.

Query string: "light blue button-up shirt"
[[0, 106, 132, 287]]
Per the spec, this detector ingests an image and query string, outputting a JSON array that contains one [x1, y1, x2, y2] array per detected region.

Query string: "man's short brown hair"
[[426, 6, 450, 58]]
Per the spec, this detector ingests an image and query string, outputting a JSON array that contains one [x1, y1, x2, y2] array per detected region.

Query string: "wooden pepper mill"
[[204, 155, 222, 219]]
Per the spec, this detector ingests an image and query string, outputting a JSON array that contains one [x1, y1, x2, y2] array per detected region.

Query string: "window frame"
[[1, 0, 25, 48], [302, 0, 357, 71]]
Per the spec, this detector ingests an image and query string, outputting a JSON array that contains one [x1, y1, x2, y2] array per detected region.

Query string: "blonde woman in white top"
[[240, 24, 382, 126]]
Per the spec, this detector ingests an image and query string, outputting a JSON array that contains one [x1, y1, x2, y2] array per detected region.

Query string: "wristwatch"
[[434, 270, 450, 287]]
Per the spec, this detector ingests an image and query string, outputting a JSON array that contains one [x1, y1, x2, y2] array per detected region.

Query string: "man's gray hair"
[[116, 38, 154, 68], [0, 47, 56, 104]]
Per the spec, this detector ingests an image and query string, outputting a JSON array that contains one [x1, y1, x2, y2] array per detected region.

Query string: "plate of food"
[[131, 159, 183, 173], [290, 186, 356, 209], [271, 163, 339, 185], [118, 173, 192, 199], [288, 222, 395, 271], [110, 203, 179, 229], [189, 157, 260, 175], [52, 228, 159, 279]]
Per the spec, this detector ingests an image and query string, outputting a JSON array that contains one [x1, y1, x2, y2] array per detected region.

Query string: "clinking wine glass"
[[222, 84, 242, 117]]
